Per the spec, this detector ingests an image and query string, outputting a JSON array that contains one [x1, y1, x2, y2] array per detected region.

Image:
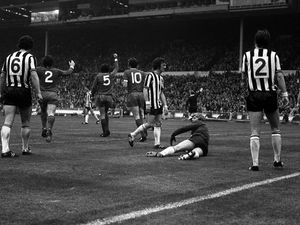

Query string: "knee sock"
[[250, 136, 260, 166], [272, 132, 282, 162], [1, 125, 11, 153], [21, 126, 30, 150], [47, 115, 55, 130], [159, 146, 175, 156], [154, 127, 161, 146], [85, 114, 89, 123]]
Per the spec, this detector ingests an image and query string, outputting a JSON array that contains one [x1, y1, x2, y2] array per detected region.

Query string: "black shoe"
[[96, 120, 100, 124], [128, 134, 134, 147], [22, 147, 32, 155], [249, 165, 259, 171], [138, 137, 147, 142], [153, 144, 166, 150], [46, 130, 52, 143], [82, 122, 88, 124], [1, 151, 18, 158], [273, 161, 284, 168], [41, 128, 47, 137], [100, 131, 110, 137]]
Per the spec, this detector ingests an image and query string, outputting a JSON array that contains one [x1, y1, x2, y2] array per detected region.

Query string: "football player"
[[37, 55, 75, 142], [146, 113, 209, 160], [91, 53, 119, 137], [82, 87, 100, 124], [123, 57, 147, 141]]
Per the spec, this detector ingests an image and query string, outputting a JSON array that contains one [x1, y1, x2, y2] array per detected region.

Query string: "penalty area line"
[[82, 172, 300, 225]]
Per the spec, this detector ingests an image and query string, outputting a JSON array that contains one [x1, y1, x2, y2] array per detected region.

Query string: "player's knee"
[[153, 121, 162, 127]]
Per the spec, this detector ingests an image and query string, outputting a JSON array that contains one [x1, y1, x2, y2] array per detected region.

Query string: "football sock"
[[250, 136, 260, 166], [101, 119, 107, 133], [1, 125, 11, 153], [159, 146, 175, 156], [105, 114, 109, 132], [21, 126, 30, 151], [41, 112, 47, 129], [85, 114, 89, 123], [47, 115, 55, 130], [154, 127, 161, 146], [272, 133, 282, 162], [131, 124, 147, 138]]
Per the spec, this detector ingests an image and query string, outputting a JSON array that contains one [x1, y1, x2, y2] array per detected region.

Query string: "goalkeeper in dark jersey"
[[146, 113, 209, 160]]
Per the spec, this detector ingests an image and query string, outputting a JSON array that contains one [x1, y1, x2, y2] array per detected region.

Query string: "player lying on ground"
[[146, 113, 209, 160]]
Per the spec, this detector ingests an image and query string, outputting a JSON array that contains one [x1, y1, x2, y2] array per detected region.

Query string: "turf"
[[0, 116, 299, 225]]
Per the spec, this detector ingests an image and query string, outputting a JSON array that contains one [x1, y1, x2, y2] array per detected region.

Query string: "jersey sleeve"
[[29, 55, 37, 72], [144, 73, 152, 88], [275, 54, 281, 71]]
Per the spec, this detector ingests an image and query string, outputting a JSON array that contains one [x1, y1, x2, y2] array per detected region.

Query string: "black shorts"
[[127, 92, 145, 108], [95, 95, 113, 109], [189, 107, 198, 113], [150, 106, 163, 115], [41, 91, 59, 107], [189, 135, 208, 156], [2, 87, 32, 108], [246, 91, 278, 113]]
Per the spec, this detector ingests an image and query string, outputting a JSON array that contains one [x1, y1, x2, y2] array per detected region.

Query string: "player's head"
[[152, 57, 167, 71], [100, 63, 110, 73], [188, 113, 205, 122], [42, 55, 54, 68], [255, 29, 270, 48], [18, 35, 34, 50], [128, 57, 138, 68], [190, 90, 195, 95]]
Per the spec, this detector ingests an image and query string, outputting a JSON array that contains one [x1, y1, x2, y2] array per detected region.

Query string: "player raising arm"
[[37, 55, 75, 142], [146, 113, 209, 160], [91, 53, 119, 137]]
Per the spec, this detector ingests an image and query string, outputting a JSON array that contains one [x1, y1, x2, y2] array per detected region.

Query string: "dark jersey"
[[91, 72, 115, 96], [36, 67, 64, 92], [186, 93, 199, 111], [123, 68, 146, 93], [1, 50, 36, 89], [172, 121, 209, 146]]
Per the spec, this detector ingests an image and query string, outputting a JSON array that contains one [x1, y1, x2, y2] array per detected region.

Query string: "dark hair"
[[152, 57, 165, 70], [255, 29, 270, 48], [42, 55, 54, 68], [128, 57, 138, 68], [18, 35, 34, 50], [100, 63, 110, 73]]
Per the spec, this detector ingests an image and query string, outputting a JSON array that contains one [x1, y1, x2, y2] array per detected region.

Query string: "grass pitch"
[[0, 116, 299, 225]]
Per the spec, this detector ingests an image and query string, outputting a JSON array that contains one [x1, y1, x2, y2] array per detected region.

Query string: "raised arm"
[[60, 60, 75, 75], [111, 53, 119, 75]]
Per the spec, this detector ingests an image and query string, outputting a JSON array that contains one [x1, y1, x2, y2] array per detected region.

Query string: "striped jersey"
[[144, 71, 164, 109], [1, 50, 36, 88], [242, 48, 281, 92], [84, 91, 92, 107], [123, 68, 146, 93]]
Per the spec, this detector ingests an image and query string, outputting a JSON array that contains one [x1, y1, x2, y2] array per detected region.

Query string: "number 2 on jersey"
[[253, 57, 269, 79], [45, 71, 53, 83]]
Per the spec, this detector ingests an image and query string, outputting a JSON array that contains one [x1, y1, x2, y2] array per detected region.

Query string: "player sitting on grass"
[[146, 113, 209, 160]]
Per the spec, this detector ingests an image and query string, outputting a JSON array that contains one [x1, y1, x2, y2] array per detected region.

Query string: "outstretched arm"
[[60, 60, 75, 75], [111, 53, 119, 75]]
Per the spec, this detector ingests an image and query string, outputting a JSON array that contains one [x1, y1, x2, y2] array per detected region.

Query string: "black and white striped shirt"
[[144, 71, 164, 109], [1, 50, 36, 88], [242, 48, 281, 92]]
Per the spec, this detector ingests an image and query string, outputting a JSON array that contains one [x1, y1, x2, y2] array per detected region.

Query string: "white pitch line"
[[82, 172, 300, 225]]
